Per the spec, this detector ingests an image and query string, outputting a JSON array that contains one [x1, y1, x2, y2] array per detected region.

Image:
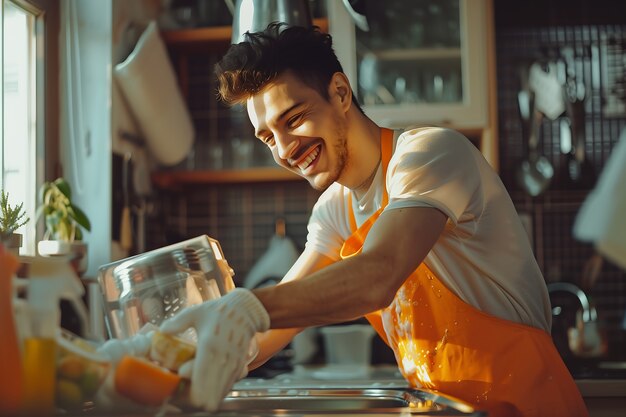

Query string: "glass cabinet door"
[[328, 0, 489, 129]]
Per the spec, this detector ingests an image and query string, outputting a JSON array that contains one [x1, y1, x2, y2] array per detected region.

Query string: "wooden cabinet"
[[327, 0, 499, 170]]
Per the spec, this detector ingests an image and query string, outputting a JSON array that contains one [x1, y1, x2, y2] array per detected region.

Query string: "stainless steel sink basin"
[[215, 387, 485, 415], [71, 387, 485, 416]]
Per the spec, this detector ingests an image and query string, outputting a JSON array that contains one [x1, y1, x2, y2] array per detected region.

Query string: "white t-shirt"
[[306, 127, 552, 332]]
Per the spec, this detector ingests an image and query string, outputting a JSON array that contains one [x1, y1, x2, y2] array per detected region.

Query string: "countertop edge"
[[575, 379, 626, 397]]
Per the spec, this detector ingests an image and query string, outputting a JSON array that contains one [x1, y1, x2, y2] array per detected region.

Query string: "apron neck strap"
[[347, 128, 394, 231]]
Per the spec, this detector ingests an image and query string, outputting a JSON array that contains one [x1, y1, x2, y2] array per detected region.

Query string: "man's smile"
[[292, 144, 321, 172]]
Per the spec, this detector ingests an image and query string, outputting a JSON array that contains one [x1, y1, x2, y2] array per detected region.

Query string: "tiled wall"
[[146, 1, 626, 364]]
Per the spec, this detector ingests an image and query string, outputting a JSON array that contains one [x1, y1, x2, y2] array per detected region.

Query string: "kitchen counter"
[[576, 378, 626, 398], [576, 378, 626, 417], [61, 365, 625, 416]]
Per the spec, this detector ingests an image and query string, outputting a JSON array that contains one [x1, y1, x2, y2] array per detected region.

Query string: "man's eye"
[[287, 114, 303, 128], [262, 136, 275, 146]]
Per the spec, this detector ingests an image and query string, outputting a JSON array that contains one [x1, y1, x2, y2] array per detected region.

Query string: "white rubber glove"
[[95, 331, 155, 411], [96, 332, 153, 364], [159, 288, 270, 411]]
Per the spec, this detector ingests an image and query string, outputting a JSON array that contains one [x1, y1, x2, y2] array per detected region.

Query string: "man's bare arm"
[[249, 249, 336, 369], [253, 206, 447, 329]]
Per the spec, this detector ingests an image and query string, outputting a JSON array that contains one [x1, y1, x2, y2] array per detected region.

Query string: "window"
[[1, 0, 44, 255]]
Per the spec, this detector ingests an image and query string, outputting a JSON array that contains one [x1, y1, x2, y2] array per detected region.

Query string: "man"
[[160, 23, 588, 416]]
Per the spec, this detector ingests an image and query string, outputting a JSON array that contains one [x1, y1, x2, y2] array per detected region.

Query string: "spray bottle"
[[20, 255, 86, 415]]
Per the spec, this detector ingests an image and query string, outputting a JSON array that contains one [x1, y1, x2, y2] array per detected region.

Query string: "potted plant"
[[0, 190, 30, 255], [36, 177, 91, 275]]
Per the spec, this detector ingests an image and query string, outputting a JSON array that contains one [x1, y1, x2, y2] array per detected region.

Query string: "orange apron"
[[339, 128, 588, 417]]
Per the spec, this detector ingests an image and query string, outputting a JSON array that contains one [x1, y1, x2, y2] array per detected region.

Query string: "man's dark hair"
[[215, 22, 362, 112]]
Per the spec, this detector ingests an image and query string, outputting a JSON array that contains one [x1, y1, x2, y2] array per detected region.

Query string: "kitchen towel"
[[574, 127, 626, 269], [114, 21, 194, 166]]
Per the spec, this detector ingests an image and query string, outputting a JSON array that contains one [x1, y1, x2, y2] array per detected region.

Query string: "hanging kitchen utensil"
[[516, 91, 554, 197], [528, 61, 566, 121], [554, 49, 596, 189], [554, 117, 577, 187], [566, 84, 596, 188]]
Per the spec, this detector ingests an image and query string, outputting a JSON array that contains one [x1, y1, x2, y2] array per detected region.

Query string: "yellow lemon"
[[150, 331, 196, 371]]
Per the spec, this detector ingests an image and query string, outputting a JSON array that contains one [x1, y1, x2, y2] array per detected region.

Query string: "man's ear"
[[329, 72, 352, 111]]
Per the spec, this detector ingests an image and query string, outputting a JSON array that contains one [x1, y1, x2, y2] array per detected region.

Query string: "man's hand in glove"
[[97, 331, 153, 364], [159, 288, 270, 411], [95, 329, 155, 411]]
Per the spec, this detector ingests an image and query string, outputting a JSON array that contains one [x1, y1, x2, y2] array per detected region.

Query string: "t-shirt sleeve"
[[304, 183, 349, 261], [386, 127, 482, 223]]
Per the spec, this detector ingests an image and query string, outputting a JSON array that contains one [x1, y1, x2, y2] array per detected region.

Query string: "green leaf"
[[69, 204, 91, 232], [54, 178, 72, 200]]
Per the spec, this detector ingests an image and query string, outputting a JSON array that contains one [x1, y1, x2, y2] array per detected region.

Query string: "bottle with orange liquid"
[[0, 244, 23, 416]]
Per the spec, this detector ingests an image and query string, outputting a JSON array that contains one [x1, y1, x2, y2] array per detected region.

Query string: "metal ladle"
[[516, 90, 554, 197]]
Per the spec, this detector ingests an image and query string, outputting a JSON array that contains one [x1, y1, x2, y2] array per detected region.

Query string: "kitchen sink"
[[70, 387, 485, 416], [212, 387, 485, 415]]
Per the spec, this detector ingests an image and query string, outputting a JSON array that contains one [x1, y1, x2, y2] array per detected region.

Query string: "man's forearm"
[[252, 251, 396, 329]]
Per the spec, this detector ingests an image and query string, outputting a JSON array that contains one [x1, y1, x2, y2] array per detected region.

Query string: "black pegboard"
[[497, 22, 626, 359]]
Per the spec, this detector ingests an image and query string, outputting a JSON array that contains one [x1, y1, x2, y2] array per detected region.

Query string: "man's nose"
[[276, 134, 299, 160]]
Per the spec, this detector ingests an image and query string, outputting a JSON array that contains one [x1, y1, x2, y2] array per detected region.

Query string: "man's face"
[[247, 71, 349, 191]]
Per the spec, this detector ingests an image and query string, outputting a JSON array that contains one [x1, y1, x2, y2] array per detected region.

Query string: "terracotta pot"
[[1, 233, 22, 256]]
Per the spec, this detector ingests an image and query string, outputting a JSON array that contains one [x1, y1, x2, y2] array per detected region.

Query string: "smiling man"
[[159, 23, 588, 417], [246, 69, 371, 195]]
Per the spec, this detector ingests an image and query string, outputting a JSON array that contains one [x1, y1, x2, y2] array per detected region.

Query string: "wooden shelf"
[[152, 167, 304, 188], [162, 18, 329, 45], [375, 47, 462, 61], [152, 125, 486, 188]]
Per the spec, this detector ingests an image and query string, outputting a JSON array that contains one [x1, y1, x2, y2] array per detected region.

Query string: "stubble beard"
[[308, 123, 348, 192]]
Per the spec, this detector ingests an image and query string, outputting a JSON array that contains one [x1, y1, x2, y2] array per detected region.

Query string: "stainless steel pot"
[[231, 0, 312, 43], [97, 235, 236, 339]]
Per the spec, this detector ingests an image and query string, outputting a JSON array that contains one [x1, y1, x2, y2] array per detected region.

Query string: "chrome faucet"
[[547, 282, 597, 322], [547, 282, 606, 357]]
